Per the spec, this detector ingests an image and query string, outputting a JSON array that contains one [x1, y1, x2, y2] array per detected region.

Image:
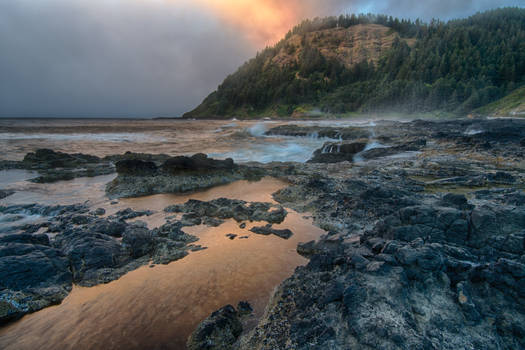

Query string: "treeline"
[[186, 8, 525, 117]]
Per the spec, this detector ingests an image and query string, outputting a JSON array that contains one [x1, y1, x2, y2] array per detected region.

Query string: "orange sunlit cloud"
[[195, 0, 346, 48]]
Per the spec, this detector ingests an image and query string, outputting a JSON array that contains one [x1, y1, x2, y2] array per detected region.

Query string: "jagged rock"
[[20, 149, 114, 183], [187, 305, 243, 350], [112, 208, 154, 220], [164, 198, 287, 225], [161, 153, 235, 174], [107, 154, 264, 198], [361, 139, 426, 160], [115, 159, 158, 176], [308, 142, 367, 163], [0, 190, 14, 199], [250, 224, 293, 239], [266, 125, 370, 140], [0, 234, 72, 323], [93, 208, 106, 216]]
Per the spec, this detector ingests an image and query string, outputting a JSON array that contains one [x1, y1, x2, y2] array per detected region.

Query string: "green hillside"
[[476, 86, 525, 117], [184, 8, 525, 119]]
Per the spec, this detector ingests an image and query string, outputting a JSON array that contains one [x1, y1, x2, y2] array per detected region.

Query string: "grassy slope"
[[476, 86, 525, 117]]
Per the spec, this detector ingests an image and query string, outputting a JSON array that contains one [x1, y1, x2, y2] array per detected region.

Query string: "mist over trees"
[[186, 8, 525, 117]]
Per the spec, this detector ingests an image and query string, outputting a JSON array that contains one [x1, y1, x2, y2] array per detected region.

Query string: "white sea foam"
[[464, 128, 484, 136], [247, 122, 270, 137], [211, 137, 325, 163]]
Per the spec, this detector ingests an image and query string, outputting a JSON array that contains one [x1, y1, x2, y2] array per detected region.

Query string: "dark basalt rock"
[[440, 193, 473, 211], [266, 125, 370, 140], [164, 198, 287, 225], [0, 190, 14, 199], [0, 201, 201, 323], [250, 224, 293, 239], [0, 235, 72, 323], [361, 139, 427, 160], [231, 118, 525, 349], [115, 159, 158, 176], [93, 208, 106, 216], [161, 153, 235, 174], [55, 228, 129, 282], [14, 149, 115, 183], [112, 208, 154, 220], [308, 142, 367, 163], [187, 305, 243, 350], [122, 225, 154, 258], [107, 153, 263, 198], [23, 148, 101, 168]]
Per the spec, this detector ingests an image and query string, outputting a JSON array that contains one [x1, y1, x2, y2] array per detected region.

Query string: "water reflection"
[[0, 178, 325, 350]]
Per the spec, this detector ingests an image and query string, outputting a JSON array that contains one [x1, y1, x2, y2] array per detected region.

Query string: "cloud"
[[345, 0, 523, 20], [0, 0, 256, 117], [0, 0, 522, 117]]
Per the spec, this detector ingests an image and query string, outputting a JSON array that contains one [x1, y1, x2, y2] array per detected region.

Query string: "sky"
[[0, 0, 523, 118]]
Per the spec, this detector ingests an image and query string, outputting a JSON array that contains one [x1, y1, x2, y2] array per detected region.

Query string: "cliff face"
[[268, 24, 414, 70]]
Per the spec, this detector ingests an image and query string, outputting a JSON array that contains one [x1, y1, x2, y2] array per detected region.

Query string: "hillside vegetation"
[[476, 85, 525, 117], [184, 9, 525, 119]]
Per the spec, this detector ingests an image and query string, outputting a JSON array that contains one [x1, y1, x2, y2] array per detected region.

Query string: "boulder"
[[308, 142, 367, 163], [250, 224, 293, 239]]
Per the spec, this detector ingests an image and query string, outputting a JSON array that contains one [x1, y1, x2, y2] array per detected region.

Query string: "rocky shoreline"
[[1, 118, 525, 349], [188, 118, 525, 349]]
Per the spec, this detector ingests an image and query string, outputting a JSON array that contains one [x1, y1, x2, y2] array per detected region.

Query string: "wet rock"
[[308, 142, 367, 163], [181, 212, 202, 226], [20, 149, 114, 183], [113, 208, 154, 220], [115, 159, 158, 176], [93, 208, 106, 216], [122, 225, 154, 258], [361, 139, 426, 160], [164, 198, 287, 225], [187, 305, 243, 350], [203, 217, 225, 227], [440, 193, 473, 210], [56, 229, 128, 282], [92, 220, 127, 237], [0, 190, 14, 199], [237, 301, 253, 315], [0, 238, 72, 323], [266, 125, 370, 140], [107, 154, 264, 198], [23, 148, 100, 168], [250, 224, 293, 239], [161, 153, 235, 174]]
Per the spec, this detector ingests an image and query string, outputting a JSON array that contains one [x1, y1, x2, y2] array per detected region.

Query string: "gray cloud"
[[0, 0, 256, 118], [345, 0, 523, 20], [0, 0, 522, 118]]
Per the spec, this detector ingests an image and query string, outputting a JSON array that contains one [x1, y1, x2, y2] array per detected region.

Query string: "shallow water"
[[0, 177, 326, 350]]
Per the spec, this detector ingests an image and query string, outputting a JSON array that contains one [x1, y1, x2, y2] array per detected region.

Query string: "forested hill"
[[184, 8, 525, 119]]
